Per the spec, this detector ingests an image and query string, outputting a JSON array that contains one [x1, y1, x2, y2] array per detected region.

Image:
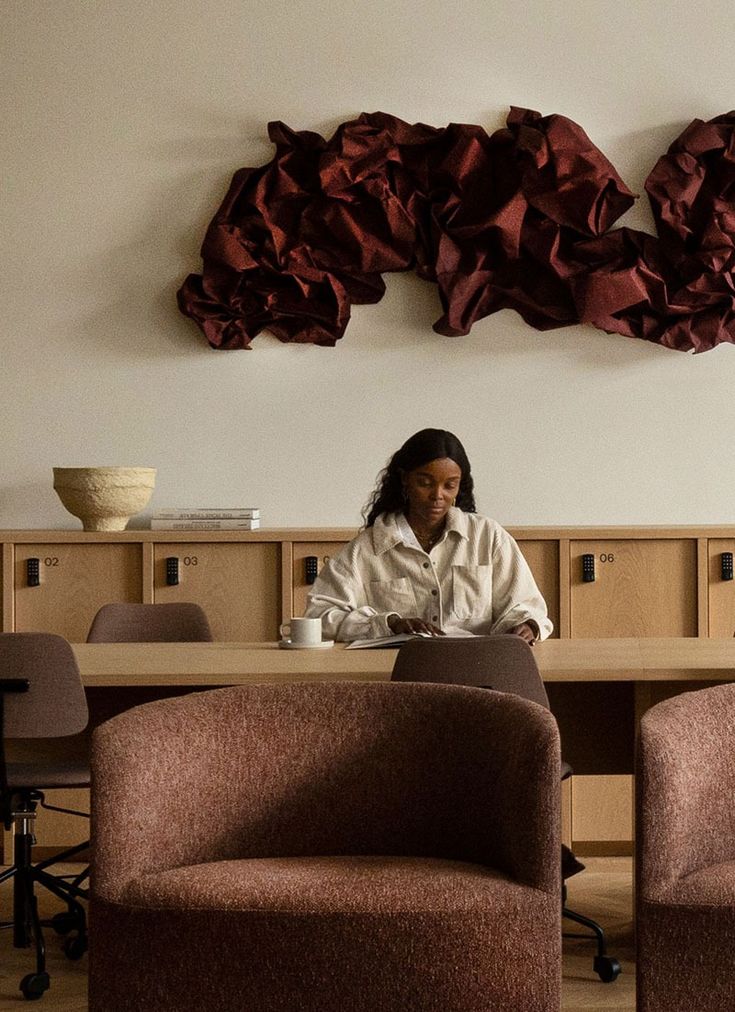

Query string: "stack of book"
[[150, 508, 261, 531]]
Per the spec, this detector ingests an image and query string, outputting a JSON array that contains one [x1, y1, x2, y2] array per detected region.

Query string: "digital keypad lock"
[[26, 558, 41, 587], [581, 554, 596, 583], [304, 556, 319, 585], [165, 557, 180, 586]]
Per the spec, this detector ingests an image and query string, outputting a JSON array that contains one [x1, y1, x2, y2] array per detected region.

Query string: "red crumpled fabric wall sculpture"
[[177, 108, 735, 353]]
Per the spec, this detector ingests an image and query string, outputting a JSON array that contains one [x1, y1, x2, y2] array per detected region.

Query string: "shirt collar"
[[371, 507, 469, 555]]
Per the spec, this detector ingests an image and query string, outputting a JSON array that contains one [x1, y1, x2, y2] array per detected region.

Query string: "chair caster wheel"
[[51, 911, 78, 936], [19, 972, 50, 1000], [63, 933, 88, 960], [594, 954, 622, 983]]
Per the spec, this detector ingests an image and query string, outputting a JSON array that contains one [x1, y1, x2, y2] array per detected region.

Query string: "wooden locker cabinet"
[[6, 527, 716, 640], [13, 542, 142, 641], [708, 538, 735, 637], [153, 542, 281, 641]]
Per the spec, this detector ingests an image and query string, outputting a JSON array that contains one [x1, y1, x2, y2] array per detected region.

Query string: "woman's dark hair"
[[362, 428, 476, 527]]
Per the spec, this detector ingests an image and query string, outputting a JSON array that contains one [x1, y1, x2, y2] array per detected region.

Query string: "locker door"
[[570, 539, 697, 638], [14, 543, 142, 641], [153, 542, 280, 641], [516, 539, 559, 638], [291, 541, 349, 620], [708, 539, 735, 637]]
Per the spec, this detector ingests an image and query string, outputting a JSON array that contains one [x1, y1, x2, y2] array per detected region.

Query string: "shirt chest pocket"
[[451, 564, 492, 621], [367, 577, 418, 615]]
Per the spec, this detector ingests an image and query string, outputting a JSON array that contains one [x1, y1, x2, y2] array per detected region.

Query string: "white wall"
[[3, 0, 734, 529]]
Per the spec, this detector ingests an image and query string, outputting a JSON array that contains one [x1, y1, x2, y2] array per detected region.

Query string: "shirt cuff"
[[378, 612, 401, 637]]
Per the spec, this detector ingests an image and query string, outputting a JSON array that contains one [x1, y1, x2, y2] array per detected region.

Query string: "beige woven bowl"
[[53, 467, 156, 531]]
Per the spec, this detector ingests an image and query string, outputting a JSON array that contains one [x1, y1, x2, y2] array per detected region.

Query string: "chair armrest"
[[637, 685, 735, 897], [484, 698, 561, 893]]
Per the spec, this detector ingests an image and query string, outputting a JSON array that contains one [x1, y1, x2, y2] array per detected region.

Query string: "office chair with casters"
[[86, 602, 213, 642], [0, 633, 90, 1001], [391, 634, 622, 984]]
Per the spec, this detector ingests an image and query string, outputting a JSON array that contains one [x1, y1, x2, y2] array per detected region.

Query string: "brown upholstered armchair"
[[90, 681, 562, 1012], [637, 683, 735, 1012]]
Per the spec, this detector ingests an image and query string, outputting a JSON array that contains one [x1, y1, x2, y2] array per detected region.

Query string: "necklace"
[[415, 527, 443, 553]]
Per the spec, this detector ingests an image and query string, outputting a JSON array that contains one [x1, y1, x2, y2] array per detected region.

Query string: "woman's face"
[[403, 457, 462, 526]]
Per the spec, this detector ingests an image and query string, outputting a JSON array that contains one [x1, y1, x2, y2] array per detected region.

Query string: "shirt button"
[[432, 615, 438, 622], [422, 562, 430, 569], [431, 589, 438, 596]]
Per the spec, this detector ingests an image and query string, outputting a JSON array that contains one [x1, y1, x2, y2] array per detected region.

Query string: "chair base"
[[562, 885, 622, 983], [0, 794, 89, 1000]]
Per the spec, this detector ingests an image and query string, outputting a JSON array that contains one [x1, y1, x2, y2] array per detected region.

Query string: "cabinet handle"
[[722, 552, 734, 581], [304, 556, 318, 585], [581, 554, 596, 583], [165, 557, 180, 586], [26, 558, 40, 587]]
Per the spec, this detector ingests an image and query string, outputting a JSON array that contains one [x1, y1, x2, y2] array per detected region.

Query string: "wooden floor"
[[0, 858, 635, 1010]]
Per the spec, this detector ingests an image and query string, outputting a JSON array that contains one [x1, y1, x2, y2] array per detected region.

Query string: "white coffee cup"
[[279, 617, 322, 645]]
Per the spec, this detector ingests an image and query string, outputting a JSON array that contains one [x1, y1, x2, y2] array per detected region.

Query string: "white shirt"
[[305, 509, 553, 642]]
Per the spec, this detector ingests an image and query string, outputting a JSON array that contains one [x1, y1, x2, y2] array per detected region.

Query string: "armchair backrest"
[[92, 681, 560, 898]]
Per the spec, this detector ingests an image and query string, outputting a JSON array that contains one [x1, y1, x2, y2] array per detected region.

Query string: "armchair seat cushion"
[[92, 855, 560, 1012], [120, 854, 542, 914]]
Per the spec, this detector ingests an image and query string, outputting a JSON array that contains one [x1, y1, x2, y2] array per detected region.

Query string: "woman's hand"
[[388, 615, 445, 637], [508, 622, 538, 645]]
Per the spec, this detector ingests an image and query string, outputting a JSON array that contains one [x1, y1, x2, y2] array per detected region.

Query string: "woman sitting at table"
[[305, 428, 552, 643]]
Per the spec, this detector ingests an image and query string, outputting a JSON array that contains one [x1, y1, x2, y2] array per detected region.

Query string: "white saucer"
[[278, 639, 334, 650]]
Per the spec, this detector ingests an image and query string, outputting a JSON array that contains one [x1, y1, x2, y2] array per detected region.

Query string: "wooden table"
[[72, 638, 735, 779], [72, 637, 735, 688], [68, 638, 735, 852]]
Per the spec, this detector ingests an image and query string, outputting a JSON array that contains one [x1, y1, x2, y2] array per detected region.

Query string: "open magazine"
[[346, 628, 476, 649]]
